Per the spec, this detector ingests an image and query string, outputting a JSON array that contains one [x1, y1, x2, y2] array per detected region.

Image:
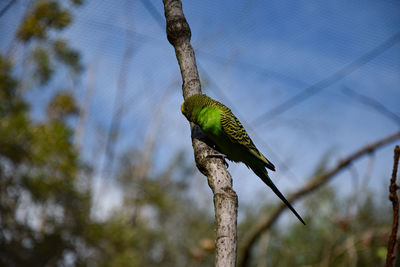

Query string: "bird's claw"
[[207, 153, 229, 168]]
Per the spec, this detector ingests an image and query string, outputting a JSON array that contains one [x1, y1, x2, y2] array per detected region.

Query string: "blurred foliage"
[[0, 56, 25, 117], [0, 53, 88, 266], [17, 1, 84, 87], [17, 1, 71, 42], [241, 186, 392, 267], [239, 154, 392, 267], [1, 3, 215, 265], [106, 149, 215, 267], [47, 91, 79, 121], [32, 46, 54, 85], [53, 39, 83, 74]]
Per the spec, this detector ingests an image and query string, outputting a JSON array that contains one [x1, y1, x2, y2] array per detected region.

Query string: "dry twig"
[[239, 131, 400, 267], [386, 145, 400, 267]]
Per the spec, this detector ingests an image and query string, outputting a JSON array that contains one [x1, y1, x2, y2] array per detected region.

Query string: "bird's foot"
[[207, 153, 229, 168]]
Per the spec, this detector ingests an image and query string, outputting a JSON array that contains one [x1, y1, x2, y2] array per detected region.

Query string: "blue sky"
[[1, 0, 400, 221]]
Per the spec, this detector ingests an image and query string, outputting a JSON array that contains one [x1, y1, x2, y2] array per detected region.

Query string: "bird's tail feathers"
[[252, 166, 305, 225]]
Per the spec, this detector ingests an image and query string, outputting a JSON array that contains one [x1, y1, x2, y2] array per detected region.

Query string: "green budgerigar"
[[181, 94, 305, 225]]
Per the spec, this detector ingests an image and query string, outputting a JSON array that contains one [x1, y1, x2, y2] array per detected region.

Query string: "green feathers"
[[181, 94, 275, 170], [181, 94, 305, 225]]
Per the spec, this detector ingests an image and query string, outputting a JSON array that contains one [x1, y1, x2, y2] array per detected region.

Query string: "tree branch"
[[162, 1, 238, 266], [101, 29, 135, 177], [239, 131, 400, 267], [386, 145, 400, 267]]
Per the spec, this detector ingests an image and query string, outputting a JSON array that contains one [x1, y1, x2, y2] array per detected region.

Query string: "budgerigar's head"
[[181, 94, 210, 123]]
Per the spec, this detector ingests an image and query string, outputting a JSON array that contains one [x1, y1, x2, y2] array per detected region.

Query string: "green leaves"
[[241, 187, 391, 267], [0, 2, 87, 265], [14, 0, 84, 86], [47, 91, 79, 121], [53, 39, 83, 74], [0, 55, 17, 99], [0, 55, 26, 116], [17, 1, 71, 42], [31, 41, 83, 85], [32, 46, 54, 85], [0, 113, 31, 163]]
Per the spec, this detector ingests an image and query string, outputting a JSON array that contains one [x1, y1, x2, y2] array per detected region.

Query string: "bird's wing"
[[220, 109, 276, 171]]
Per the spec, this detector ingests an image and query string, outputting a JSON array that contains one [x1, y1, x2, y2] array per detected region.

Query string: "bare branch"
[[239, 131, 400, 267], [101, 30, 135, 177], [386, 145, 400, 267], [162, 1, 238, 266], [74, 60, 98, 148]]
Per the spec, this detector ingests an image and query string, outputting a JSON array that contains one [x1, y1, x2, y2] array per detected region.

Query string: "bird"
[[181, 93, 305, 225]]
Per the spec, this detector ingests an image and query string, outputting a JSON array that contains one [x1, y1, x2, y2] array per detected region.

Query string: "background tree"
[[0, 1, 92, 265]]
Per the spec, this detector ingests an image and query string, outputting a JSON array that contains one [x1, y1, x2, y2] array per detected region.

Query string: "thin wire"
[[139, 0, 311, 91], [140, 0, 400, 184], [252, 31, 400, 126], [140, 0, 400, 130], [0, 0, 16, 17], [140, 0, 165, 28], [342, 86, 400, 126], [196, 50, 310, 89]]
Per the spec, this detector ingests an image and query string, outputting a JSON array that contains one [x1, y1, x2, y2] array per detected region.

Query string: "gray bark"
[[162, 1, 238, 266]]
